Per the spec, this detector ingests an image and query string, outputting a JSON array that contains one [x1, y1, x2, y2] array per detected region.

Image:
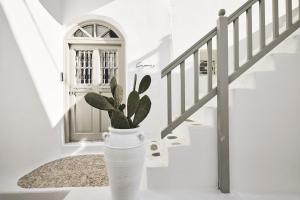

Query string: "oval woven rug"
[[18, 155, 108, 188]]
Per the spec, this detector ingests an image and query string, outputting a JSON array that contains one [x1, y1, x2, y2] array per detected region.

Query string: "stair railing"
[[161, 0, 300, 193]]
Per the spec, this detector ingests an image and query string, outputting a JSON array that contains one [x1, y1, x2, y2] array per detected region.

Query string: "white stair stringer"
[[145, 138, 169, 168], [145, 123, 191, 168], [147, 122, 218, 191]]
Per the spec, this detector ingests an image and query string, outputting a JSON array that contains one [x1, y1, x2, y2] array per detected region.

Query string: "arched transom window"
[[73, 23, 119, 38]]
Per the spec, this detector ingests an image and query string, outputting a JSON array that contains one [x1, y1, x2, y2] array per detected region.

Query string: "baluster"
[[75, 51, 80, 84], [217, 9, 230, 193], [286, 0, 292, 28], [81, 51, 84, 84], [167, 72, 172, 125], [233, 18, 239, 71], [259, 0, 266, 49], [111, 51, 114, 80], [112, 51, 115, 79], [86, 51, 89, 84], [109, 51, 112, 81], [193, 50, 199, 103], [102, 51, 105, 84], [83, 51, 87, 84], [111, 51, 115, 78], [180, 61, 185, 114], [207, 39, 213, 91], [103, 51, 106, 84], [87, 51, 91, 84], [273, 0, 279, 38], [100, 51, 103, 84], [108, 51, 112, 82], [77, 51, 80, 84], [105, 51, 108, 83], [114, 51, 117, 77], [85, 51, 87, 83], [90, 51, 93, 84], [101, 51, 105, 84], [80, 51, 84, 84], [246, 7, 253, 60]]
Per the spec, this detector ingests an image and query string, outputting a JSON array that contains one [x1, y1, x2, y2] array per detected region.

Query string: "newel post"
[[216, 9, 230, 193]]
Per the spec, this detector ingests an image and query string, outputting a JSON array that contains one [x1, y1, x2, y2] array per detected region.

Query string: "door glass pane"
[[75, 50, 93, 85], [102, 30, 119, 38], [96, 25, 109, 37], [96, 25, 119, 38], [100, 50, 118, 85], [82, 25, 94, 37], [74, 29, 87, 37]]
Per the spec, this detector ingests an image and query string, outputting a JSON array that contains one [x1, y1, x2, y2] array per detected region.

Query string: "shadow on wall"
[[39, 0, 115, 24], [0, 5, 61, 185], [129, 34, 173, 72], [128, 35, 173, 138], [24, 0, 60, 73]]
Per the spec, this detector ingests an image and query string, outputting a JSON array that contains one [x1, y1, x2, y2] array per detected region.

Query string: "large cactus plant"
[[84, 74, 151, 129]]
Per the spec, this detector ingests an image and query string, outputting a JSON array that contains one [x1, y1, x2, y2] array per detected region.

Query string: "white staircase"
[[145, 10, 300, 193]]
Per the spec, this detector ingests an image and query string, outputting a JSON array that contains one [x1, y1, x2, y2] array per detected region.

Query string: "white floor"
[[63, 187, 300, 200], [1, 187, 300, 200]]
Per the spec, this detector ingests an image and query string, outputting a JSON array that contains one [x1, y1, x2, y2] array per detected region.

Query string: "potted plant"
[[84, 74, 151, 200]]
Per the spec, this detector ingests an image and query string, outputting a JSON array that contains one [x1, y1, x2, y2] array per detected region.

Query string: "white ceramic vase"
[[103, 127, 145, 200]]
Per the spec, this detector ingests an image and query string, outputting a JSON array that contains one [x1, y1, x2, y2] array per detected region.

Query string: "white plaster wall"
[[60, 0, 173, 138], [0, 0, 64, 127], [0, 4, 62, 189]]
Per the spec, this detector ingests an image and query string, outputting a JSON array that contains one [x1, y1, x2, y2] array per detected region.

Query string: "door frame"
[[63, 20, 125, 143]]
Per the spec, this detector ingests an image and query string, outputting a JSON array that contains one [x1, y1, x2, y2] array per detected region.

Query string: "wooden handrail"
[[227, 0, 259, 23], [162, 0, 261, 78], [161, 28, 217, 78]]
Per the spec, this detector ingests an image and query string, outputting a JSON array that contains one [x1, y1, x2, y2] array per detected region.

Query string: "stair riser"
[[147, 125, 217, 190]]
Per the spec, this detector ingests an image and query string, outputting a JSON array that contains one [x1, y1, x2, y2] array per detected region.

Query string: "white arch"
[[64, 16, 126, 41]]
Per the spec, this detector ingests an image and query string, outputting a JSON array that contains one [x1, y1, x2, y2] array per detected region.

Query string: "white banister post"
[[216, 9, 230, 193]]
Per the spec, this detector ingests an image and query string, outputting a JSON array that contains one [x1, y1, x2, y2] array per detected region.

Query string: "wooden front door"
[[65, 44, 121, 142]]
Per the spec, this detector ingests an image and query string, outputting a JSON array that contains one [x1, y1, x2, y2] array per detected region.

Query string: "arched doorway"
[[64, 20, 125, 142]]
